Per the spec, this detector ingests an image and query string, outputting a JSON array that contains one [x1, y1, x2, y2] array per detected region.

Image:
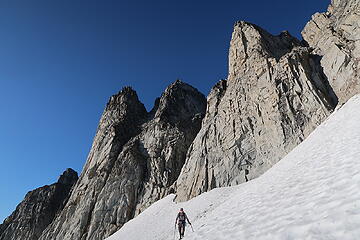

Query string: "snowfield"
[[107, 95, 360, 240]]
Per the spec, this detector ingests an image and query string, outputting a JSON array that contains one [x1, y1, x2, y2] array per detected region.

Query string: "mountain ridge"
[[1, 0, 360, 239]]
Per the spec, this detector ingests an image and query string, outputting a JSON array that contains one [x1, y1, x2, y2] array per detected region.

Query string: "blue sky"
[[0, 0, 329, 222]]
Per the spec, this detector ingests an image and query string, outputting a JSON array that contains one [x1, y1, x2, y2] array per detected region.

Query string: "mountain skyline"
[[0, 0, 330, 223]]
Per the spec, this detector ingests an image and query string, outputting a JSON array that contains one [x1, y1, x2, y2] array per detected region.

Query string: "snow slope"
[[107, 95, 360, 240]]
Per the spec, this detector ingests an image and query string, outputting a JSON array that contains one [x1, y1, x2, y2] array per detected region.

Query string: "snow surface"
[[107, 95, 360, 240]]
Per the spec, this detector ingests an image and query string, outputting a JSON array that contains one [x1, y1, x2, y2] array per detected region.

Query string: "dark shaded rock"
[[39, 81, 206, 240], [39, 87, 148, 240], [0, 168, 78, 240]]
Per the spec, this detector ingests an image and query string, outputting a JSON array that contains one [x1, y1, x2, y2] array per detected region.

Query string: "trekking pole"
[[190, 223, 194, 232], [174, 223, 176, 240]]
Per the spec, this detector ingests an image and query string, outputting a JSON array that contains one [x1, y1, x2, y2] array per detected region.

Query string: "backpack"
[[178, 212, 186, 221]]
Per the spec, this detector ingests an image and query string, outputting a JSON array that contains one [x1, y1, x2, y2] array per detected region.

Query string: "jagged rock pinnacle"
[[175, 13, 338, 201], [57, 168, 78, 185], [38, 81, 206, 240]]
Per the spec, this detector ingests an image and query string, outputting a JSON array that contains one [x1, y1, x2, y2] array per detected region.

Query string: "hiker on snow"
[[175, 208, 191, 239]]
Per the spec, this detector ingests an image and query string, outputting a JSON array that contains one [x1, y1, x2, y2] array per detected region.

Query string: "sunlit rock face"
[[302, 0, 360, 104], [175, 21, 337, 201]]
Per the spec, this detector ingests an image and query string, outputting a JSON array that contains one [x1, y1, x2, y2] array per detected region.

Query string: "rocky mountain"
[[38, 81, 206, 240], [177, 0, 360, 200], [175, 0, 360, 200], [174, 20, 338, 201], [2, 0, 360, 239], [0, 169, 78, 240]]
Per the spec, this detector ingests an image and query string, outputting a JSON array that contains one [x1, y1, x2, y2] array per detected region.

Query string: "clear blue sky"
[[0, 0, 329, 222]]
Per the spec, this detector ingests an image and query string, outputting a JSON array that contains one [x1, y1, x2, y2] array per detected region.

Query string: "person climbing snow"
[[175, 208, 191, 239]]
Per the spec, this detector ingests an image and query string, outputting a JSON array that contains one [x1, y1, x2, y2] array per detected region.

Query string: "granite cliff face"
[[174, 0, 360, 201], [0, 169, 78, 240], [175, 21, 338, 201], [39, 81, 206, 240], [3, 0, 360, 239], [39, 87, 148, 240], [302, 0, 360, 104]]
